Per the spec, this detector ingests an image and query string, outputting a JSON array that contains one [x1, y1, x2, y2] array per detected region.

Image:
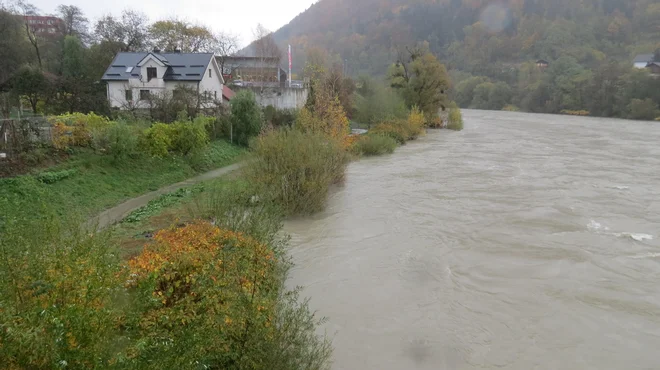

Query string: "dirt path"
[[90, 162, 243, 230]]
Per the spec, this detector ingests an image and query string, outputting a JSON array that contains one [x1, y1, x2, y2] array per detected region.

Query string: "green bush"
[[628, 98, 659, 121], [244, 129, 348, 215], [264, 105, 298, 127], [0, 216, 125, 369], [190, 179, 285, 245], [140, 123, 174, 158], [353, 80, 408, 127], [106, 122, 141, 162], [35, 169, 78, 184], [231, 90, 263, 146], [353, 134, 397, 156], [447, 103, 464, 131], [370, 121, 409, 144], [171, 116, 211, 155]]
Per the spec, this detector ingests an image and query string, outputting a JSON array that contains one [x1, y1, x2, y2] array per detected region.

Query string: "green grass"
[[121, 184, 205, 224], [0, 140, 245, 224]]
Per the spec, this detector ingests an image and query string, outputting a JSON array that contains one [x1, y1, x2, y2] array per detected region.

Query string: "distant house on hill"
[[646, 62, 660, 75], [633, 54, 655, 69], [24, 15, 63, 36], [632, 54, 660, 74], [101, 51, 224, 109], [536, 59, 549, 68]]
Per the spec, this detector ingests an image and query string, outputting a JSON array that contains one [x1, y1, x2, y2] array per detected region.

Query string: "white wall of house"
[[198, 58, 224, 107], [634, 62, 648, 69], [139, 57, 168, 89], [107, 81, 200, 108]]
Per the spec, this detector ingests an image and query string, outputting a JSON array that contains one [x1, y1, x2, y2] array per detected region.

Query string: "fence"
[[0, 117, 52, 160]]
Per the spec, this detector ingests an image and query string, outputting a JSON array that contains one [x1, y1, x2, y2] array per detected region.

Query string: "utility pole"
[[288, 45, 292, 87]]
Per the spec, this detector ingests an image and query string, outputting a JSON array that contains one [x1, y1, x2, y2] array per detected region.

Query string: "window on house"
[[125, 90, 133, 101], [147, 67, 157, 81], [140, 90, 150, 100], [209, 69, 212, 78], [214, 91, 217, 100]]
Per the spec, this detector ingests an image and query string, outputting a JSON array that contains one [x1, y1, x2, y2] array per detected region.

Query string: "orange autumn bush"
[[49, 113, 111, 150], [296, 85, 351, 148], [127, 221, 280, 368]]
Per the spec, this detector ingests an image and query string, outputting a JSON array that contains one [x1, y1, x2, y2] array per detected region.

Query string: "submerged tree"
[[388, 45, 450, 121]]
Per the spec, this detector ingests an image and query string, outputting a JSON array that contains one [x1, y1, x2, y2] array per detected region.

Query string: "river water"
[[285, 110, 660, 370]]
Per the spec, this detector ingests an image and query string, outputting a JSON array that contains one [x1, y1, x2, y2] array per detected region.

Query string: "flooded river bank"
[[285, 110, 660, 369]]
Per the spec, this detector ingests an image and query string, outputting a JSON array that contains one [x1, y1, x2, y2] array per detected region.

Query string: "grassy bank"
[[0, 140, 244, 223]]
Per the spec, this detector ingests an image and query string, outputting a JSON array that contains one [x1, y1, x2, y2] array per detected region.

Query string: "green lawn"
[[0, 140, 245, 224]]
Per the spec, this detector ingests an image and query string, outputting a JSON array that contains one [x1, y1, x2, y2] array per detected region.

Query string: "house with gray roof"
[[101, 51, 225, 109]]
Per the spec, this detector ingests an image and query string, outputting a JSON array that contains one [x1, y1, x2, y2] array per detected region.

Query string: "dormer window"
[[147, 67, 157, 81]]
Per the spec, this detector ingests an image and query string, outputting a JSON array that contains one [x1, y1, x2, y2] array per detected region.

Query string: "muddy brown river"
[[285, 110, 660, 369]]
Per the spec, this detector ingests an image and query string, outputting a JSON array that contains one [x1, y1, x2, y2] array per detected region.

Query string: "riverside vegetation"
[[0, 42, 462, 369]]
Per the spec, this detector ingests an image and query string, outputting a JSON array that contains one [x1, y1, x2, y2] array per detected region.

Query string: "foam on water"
[[614, 232, 654, 242], [587, 220, 609, 232], [630, 252, 660, 259]]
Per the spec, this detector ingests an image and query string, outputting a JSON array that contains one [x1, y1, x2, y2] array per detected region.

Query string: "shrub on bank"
[[264, 105, 298, 128], [50, 112, 111, 150], [106, 122, 141, 162], [0, 217, 125, 369], [628, 98, 659, 121], [503, 104, 520, 112], [231, 90, 264, 146], [370, 121, 409, 144], [140, 118, 210, 158], [0, 214, 332, 369], [140, 123, 174, 157], [352, 134, 397, 156], [447, 103, 464, 131], [560, 109, 590, 116], [244, 129, 348, 215], [405, 106, 426, 139]]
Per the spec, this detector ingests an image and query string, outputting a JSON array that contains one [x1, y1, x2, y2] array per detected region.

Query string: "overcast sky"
[[30, 0, 317, 47]]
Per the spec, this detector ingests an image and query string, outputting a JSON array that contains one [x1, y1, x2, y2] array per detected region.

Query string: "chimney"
[[153, 48, 160, 53]]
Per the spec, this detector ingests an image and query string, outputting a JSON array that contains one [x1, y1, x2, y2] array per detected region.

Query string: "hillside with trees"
[[275, 0, 660, 119]]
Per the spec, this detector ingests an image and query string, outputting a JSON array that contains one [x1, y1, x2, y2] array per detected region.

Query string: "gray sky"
[[30, 0, 317, 47]]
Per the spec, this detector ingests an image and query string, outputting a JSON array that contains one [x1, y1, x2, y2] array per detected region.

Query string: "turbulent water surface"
[[285, 110, 660, 370]]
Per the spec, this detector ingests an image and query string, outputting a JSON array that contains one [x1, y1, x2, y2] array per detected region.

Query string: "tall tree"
[[56, 5, 88, 41], [213, 31, 239, 75], [94, 10, 149, 52], [10, 66, 48, 113], [149, 19, 215, 52], [16, 0, 42, 69], [61, 35, 84, 78], [389, 47, 450, 120], [0, 5, 30, 85], [253, 24, 282, 84]]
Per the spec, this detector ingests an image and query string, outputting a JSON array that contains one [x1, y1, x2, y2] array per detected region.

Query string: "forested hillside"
[[275, 0, 660, 118]]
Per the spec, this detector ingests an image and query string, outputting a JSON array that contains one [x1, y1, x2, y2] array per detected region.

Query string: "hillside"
[[274, 0, 659, 76], [272, 0, 660, 118]]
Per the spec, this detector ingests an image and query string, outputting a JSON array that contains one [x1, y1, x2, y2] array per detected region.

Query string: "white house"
[[101, 51, 225, 109]]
